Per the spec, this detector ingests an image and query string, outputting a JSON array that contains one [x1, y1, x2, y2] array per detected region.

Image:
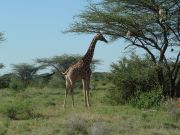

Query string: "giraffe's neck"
[[82, 36, 98, 66]]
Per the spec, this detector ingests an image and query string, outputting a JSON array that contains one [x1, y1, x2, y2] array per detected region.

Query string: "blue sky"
[[0, 0, 126, 73]]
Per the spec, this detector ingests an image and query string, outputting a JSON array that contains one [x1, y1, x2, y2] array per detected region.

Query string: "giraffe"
[[62, 33, 108, 108]]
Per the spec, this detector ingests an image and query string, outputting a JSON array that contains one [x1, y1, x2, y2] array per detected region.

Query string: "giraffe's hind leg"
[[82, 79, 87, 107], [63, 78, 70, 108], [82, 78, 90, 108], [70, 87, 75, 108], [86, 78, 90, 108]]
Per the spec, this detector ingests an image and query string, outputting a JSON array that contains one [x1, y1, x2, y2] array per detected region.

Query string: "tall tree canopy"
[[66, 0, 180, 98]]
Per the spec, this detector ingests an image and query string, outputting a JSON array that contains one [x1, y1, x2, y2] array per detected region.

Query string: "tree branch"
[[158, 21, 169, 62], [165, 22, 180, 41], [131, 38, 157, 63]]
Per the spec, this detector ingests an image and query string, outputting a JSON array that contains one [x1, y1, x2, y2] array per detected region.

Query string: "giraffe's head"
[[96, 33, 108, 43]]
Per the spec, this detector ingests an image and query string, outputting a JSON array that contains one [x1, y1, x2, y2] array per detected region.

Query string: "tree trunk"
[[156, 67, 166, 93], [169, 79, 176, 98]]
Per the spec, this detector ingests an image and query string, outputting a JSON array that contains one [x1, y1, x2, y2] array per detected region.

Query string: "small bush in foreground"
[[89, 122, 109, 135], [64, 116, 88, 135], [163, 100, 180, 121]]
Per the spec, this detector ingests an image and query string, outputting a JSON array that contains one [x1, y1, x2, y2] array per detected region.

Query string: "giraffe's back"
[[66, 60, 91, 81]]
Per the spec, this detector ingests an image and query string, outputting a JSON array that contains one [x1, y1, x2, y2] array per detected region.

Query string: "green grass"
[[0, 87, 179, 135]]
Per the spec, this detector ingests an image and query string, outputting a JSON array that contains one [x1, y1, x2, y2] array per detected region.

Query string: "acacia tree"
[[36, 54, 82, 73], [66, 0, 180, 98], [12, 63, 41, 86], [36, 54, 101, 74]]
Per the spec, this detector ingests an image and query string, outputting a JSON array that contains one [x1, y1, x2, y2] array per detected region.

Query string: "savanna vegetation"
[[0, 53, 179, 135], [0, 0, 180, 134]]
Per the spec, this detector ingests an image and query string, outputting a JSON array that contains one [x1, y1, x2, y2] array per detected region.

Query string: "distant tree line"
[[0, 54, 101, 90], [0, 52, 179, 109]]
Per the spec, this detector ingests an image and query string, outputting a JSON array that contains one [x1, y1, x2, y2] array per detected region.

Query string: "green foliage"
[[66, 0, 179, 43], [105, 53, 168, 109], [130, 88, 164, 109], [0, 118, 9, 135], [32, 75, 50, 88], [91, 72, 111, 91], [47, 74, 65, 88], [107, 53, 159, 106], [0, 100, 37, 120], [12, 63, 41, 87], [0, 74, 11, 89], [9, 78, 24, 91]]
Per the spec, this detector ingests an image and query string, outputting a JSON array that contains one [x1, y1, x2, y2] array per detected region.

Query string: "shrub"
[[9, 78, 24, 91], [107, 53, 160, 106], [163, 100, 180, 121], [1, 100, 38, 120], [64, 116, 88, 135], [0, 75, 11, 89], [48, 75, 64, 88], [89, 122, 109, 135], [129, 88, 164, 109], [31, 77, 49, 88]]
